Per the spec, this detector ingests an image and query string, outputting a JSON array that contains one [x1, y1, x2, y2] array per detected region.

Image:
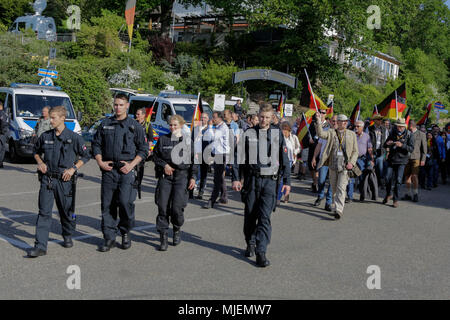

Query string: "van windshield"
[[15, 94, 76, 119], [129, 99, 155, 116], [173, 104, 212, 122]]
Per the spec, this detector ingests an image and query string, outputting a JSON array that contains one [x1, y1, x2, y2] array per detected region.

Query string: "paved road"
[[0, 159, 449, 300]]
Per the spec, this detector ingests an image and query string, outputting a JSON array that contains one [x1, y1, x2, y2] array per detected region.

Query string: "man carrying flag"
[[368, 113, 388, 185]]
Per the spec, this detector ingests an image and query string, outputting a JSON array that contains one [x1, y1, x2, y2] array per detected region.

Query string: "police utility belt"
[[249, 169, 278, 180]]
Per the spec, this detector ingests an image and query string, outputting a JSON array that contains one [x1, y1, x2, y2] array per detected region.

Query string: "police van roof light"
[[10, 83, 62, 91]]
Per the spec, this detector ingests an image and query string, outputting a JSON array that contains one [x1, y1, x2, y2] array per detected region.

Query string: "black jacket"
[[153, 132, 198, 180], [368, 125, 387, 156], [384, 128, 415, 165]]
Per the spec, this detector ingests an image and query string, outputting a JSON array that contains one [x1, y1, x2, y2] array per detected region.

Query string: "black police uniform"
[[92, 116, 148, 247], [232, 124, 291, 266], [0, 109, 9, 167], [153, 131, 197, 249], [32, 127, 90, 252]]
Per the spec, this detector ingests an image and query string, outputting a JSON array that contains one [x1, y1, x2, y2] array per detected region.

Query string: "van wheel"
[[8, 140, 19, 163]]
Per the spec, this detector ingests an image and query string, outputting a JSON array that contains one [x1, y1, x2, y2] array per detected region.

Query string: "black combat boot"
[[28, 247, 47, 258], [62, 236, 73, 248], [99, 239, 115, 252], [256, 252, 270, 267], [122, 233, 131, 250], [244, 243, 255, 257], [173, 230, 181, 246], [159, 231, 168, 251]]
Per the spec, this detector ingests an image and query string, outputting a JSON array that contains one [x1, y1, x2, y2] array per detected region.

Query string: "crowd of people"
[[0, 96, 449, 268]]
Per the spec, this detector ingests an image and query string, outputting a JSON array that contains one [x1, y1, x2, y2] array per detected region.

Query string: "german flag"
[[297, 113, 310, 149], [304, 69, 328, 112], [125, 0, 136, 41], [349, 99, 361, 126], [417, 101, 433, 126], [277, 94, 285, 118], [144, 98, 158, 130], [378, 83, 407, 120], [190, 93, 203, 132], [404, 107, 411, 128], [369, 105, 379, 126]]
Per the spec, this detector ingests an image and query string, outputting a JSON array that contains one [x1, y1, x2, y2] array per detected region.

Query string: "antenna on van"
[[33, 0, 47, 16]]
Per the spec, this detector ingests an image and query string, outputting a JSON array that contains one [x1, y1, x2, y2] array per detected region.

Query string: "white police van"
[[128, 92, 213, 137], [0, 83, 82, 162], [9, 15, 57, 42]]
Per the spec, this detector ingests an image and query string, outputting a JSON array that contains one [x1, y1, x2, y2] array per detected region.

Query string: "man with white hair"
[[315, 113, 358, 220]]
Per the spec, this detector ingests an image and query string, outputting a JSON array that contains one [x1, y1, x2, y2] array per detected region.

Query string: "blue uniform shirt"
[[33, 127, 90, 173], [92, 116, 148, 162]]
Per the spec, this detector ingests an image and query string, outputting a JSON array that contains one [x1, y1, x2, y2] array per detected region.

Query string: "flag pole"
[[191, 92, 201, 132], [356, 98, 361, 121], [304, 69, 319, 114], [395, 90, 398, 120]]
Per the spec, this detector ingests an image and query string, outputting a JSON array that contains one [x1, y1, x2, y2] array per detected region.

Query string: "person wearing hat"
[[369, 114, 389, 186], [383, 118, 415, 208], [315, 112, 358, 220]]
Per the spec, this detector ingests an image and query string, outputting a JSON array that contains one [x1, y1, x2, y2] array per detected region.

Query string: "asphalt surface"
[[0, 159, 449, 300]]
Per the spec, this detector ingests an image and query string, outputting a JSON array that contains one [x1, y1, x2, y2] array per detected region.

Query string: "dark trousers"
[[0, 135, 6, 164], [210, 156, 227, 203], [155, 170, 189, 233], [385, 163, 406, 201], [35, 175, 75, 250], [100, 169, 137, 240], [198, 163, 209, 192], [243, 176, 277, 254]]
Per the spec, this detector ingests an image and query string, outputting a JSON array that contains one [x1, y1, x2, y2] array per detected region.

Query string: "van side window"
[[18, 22, 26, 31], [151, 102, 159, 122], [161, 103, 172, 123], [6, 94, 13, 119]]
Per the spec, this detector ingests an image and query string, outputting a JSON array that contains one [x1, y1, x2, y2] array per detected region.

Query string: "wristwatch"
[[72, 165, 78, 171]]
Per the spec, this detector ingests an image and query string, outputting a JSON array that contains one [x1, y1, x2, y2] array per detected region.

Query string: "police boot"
[[28, 247, 47, 258], [173, 230, 181, 246], [244, 243, 255, 257], [62, 236, 73, 248], [159, 232, 168, 251], [256, 252, 270, 268], [99, 239, 115, 252], [122, 233, 131, 250]]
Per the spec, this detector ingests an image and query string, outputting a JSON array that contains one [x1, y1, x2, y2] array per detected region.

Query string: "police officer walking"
[[28, 106, 90, 257], [92, 94, 148, 252], [0, 101, 9, 168], [232, 103, 291, 267], [153, 115, 197, 251]]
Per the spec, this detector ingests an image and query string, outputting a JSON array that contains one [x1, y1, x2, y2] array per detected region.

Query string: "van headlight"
[[19, 128, 34, 139]]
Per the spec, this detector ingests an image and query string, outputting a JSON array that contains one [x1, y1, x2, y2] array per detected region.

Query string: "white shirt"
[[211, 121, 230, 155]]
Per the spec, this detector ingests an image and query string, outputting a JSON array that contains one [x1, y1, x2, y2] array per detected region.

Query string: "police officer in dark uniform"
[[92, 94, 148, 252], [153, 115, 197, 251], [232, 103, 291, 267], [28, 106, 90, 257], [0, 101, 9, 168]]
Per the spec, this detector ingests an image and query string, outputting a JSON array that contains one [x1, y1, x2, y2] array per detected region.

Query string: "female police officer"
[[153, 115, 197, 251]]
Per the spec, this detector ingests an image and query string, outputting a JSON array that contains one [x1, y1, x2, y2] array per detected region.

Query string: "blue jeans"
[[385, 163, 406, 201], [375, 155, 386, 181], [317, 166, 332, 205], [426, 159, 439, 188]]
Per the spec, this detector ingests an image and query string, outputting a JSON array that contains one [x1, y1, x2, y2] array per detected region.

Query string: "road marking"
[[0, 211, 235, 249]]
